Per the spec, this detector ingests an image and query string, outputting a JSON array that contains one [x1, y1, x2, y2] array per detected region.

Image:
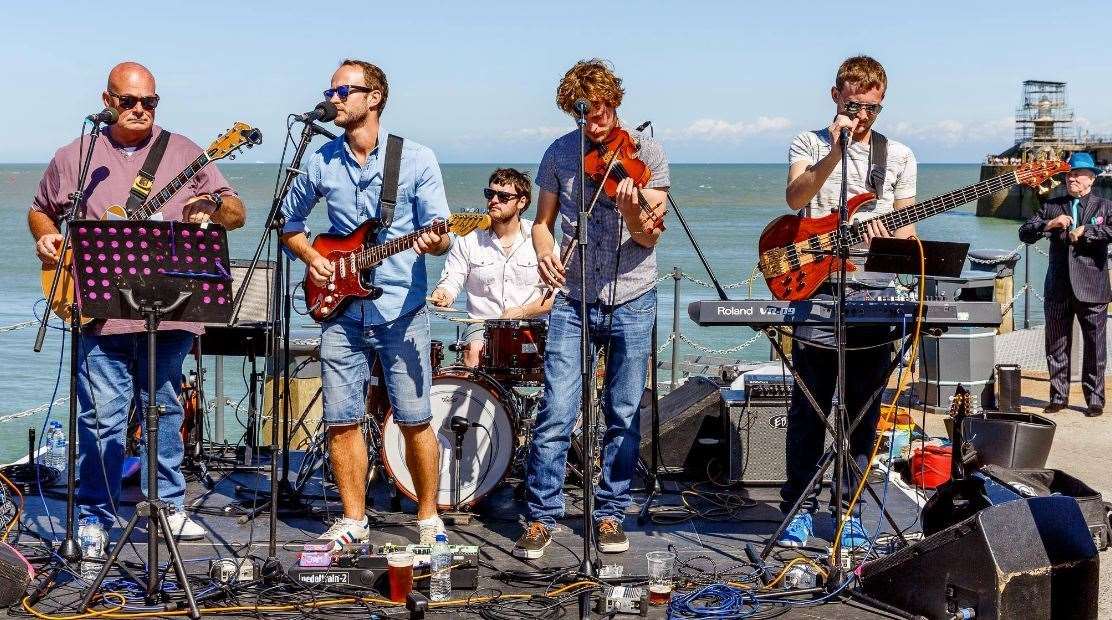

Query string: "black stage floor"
[[14, 451, 924, 619]]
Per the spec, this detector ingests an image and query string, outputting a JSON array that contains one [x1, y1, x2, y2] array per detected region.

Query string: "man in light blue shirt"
[[280, 59, 451, 549]]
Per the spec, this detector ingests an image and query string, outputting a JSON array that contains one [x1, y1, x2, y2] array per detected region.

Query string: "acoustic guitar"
[[303, 212, 491, 322], [41, 122, 262, 323], [757, 160, 1069, 301]]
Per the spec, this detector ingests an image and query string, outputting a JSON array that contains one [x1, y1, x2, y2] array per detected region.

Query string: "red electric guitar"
[[304, 212, 490, 322], [757, 160, 1070, 300]]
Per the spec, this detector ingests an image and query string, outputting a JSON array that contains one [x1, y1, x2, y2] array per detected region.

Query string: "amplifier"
[[724, 388, 830, 486]]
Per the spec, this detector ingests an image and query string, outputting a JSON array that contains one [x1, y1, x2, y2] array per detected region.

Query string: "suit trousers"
[[1044, 295, 1107, 409]]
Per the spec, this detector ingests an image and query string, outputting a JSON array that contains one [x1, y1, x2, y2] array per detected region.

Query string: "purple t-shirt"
[[32, 125, 237, 335]]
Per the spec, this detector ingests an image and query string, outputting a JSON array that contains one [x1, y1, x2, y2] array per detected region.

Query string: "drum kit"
[[287, 306, 552, 514]]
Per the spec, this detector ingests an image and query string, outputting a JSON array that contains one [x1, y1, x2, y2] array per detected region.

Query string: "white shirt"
[[436, 217, 557, 319]]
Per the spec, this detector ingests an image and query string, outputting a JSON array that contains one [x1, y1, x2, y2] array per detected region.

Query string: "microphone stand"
[[829, 127, 852, 583], [229, 117, 336, 577], [575, 107, 597, 620], [32, 119, 108, 572]]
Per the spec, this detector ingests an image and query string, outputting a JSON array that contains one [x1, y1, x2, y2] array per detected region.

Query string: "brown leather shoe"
[[1043, 402, 1066, 414]]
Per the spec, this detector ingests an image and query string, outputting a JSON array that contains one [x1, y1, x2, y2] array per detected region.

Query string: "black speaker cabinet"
[[860, 496, 1099, 620], [638, 376, 726, 478]]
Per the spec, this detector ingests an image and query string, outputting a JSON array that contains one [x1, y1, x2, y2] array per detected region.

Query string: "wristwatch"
[[208, 192, 223, 213]]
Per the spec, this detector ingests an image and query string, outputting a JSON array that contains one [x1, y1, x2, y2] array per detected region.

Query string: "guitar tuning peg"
[[1049, 178, 1061, 189], [1038, 183, 1050, 196]]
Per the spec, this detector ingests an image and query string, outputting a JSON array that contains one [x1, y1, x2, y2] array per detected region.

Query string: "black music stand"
[[72, 220, 232, 619], [758, 239, 969, 564]]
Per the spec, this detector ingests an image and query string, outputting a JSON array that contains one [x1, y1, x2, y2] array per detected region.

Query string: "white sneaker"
[[314, 517, 370, 552], [166, 510, 207, 541], [417, 516, 446, 545]]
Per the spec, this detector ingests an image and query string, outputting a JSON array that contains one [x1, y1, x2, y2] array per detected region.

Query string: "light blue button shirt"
[[281, 128, 451, 325]]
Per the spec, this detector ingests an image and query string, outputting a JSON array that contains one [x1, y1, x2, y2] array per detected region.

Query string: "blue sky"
[[2, 0, 1109, 163]]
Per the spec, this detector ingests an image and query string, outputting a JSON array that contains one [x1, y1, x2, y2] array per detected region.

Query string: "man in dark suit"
[[1020, 152, 1112, 417]]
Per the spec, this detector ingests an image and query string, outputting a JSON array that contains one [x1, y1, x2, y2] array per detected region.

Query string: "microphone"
[[634, 120, 652, 132], [86, 108, 119, 125], [573, 98, 590, 116], [839, 127, 851, 144], [294, 101, 337, 123]]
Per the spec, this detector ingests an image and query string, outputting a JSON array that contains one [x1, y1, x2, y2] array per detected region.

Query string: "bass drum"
[[381, 369, 517, 509]]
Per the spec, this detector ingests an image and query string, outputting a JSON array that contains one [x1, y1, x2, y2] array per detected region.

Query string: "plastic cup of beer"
[[646, 550, 676, 606], [387, 551, 415, 603]]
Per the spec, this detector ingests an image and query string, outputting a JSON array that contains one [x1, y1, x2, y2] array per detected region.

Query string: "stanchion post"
[[670, 266, 681, 389], [1023, 243, 1030, 329]]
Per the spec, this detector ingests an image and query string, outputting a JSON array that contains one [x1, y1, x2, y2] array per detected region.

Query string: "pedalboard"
[[290, 544, 481, 592]]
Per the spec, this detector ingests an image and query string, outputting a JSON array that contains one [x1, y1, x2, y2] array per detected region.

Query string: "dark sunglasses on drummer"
[[323, 84, 373, 101], [844, 101, 883, 116], [484, 188, 522, 203], [108, 91, 160, 111]]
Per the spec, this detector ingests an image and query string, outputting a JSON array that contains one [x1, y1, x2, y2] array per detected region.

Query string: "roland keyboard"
[[688, 299, 1002, 328]]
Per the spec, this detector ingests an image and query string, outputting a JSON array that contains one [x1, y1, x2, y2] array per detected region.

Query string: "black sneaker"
[[596, 518, 629, 553], [513, 521, 551, 559], [1086, 405, 1104, 417]]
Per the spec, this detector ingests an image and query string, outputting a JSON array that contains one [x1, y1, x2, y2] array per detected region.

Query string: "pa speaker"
[[638, 376, 726, 478], [860, 495, 1098, 619]]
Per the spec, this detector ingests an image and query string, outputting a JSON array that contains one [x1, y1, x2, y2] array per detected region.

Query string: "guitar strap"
[[124, 130, 172, 215], [867, 130, 888, 201], [377, 134, 404, 229]]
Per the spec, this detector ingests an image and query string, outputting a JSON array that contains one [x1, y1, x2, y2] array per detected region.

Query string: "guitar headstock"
[[206, 122, 263, 161], [1015, 159, 1071, 195], [948, 384, 970, 419], [447, 211, 492, 236]]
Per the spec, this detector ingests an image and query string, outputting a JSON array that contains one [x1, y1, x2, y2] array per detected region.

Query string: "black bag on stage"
[[977, 465, 1110, 551]]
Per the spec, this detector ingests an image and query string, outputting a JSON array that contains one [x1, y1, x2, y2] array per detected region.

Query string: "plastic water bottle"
[[429, 533, 451, 601], [784, 563, 817, 590], [40, 421, 67, 473], [78, 517, 106, 581]]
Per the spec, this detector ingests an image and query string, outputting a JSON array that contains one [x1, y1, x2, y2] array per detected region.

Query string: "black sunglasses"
[[323, 84, 373, 101], [484, 188, 523, 203], [844, 101, 883, 116], [108, 91, 160, 111]]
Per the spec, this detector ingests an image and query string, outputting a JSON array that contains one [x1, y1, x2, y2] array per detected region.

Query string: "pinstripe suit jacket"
[[1019, 192, 1112, 304]]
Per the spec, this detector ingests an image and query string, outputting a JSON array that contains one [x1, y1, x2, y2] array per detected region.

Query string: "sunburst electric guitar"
[[757, 160, 1069, 300], [42, 122, 262, 323], [304, 212, 491, 322]]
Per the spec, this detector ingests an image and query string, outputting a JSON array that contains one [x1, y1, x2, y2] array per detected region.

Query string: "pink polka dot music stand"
[[71, 219, 231, 618]]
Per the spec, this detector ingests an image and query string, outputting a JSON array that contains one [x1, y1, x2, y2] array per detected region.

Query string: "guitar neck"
[[841, 170, 1019, 246], [353, 219, 452, 269], [129, 152, 212, 220]]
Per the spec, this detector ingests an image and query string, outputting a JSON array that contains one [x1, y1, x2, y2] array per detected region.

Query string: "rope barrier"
[[0, 398, 68, 426], [0, 320, 38, 334]]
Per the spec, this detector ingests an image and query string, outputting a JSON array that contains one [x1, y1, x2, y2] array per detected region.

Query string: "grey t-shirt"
[[788, 128, 917, 221], [535, 128, 670, 305]]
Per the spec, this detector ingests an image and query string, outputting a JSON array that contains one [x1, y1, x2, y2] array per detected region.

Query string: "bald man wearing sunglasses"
[[430, 168, 557, 367], [27, 61, 246, 552]]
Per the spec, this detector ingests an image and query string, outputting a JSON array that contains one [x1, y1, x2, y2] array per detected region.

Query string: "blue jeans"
[[320, 304, 433, 426], [76, 330, 194, 528], [525, 289, 656, 529]]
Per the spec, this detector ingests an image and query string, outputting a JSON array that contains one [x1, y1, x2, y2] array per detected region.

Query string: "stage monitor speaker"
[[860, 495, 1099, 620], [724, 395, 832, 486], [0, 542, 33, 607], [638, 376, 726, 478]]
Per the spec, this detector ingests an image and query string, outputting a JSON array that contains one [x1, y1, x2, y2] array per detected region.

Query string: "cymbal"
[[427, 300, 464, 313], [448, 317, 486, 324]]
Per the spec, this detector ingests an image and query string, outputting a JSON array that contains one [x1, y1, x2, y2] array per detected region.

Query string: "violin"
[[583, 127, 666, 232]]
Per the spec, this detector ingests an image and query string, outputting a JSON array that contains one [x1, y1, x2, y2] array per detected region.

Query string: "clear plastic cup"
[[387, 551, 415, 603], [646, 550, 676, 606]]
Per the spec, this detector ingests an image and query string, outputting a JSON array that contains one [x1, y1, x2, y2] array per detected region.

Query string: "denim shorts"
[[320, 305, 433, 426]]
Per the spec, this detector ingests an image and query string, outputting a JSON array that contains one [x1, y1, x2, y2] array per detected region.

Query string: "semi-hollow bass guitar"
[[757, 160, 1069, 301]]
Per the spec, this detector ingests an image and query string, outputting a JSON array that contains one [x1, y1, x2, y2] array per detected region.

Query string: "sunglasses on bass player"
[[108, 91, 160, 111], [323, 84, 374, 101], [483, 188, 523, 203], [844, 101, 883, 117]]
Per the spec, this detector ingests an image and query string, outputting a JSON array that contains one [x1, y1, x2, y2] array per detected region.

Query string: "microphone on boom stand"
[[85, 108, 119, 125], [293, 101, 338, 140]]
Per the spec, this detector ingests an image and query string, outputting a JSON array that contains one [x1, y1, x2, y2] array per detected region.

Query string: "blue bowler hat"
[[1068, 152, 1102, 174]]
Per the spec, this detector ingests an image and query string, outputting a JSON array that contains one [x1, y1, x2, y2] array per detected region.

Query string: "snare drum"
[[381, 369, 517, 509], [481, 319, 547, 384]]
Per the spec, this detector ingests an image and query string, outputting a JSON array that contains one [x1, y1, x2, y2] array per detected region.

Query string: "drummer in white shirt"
[[430, 168, 557, 367]]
